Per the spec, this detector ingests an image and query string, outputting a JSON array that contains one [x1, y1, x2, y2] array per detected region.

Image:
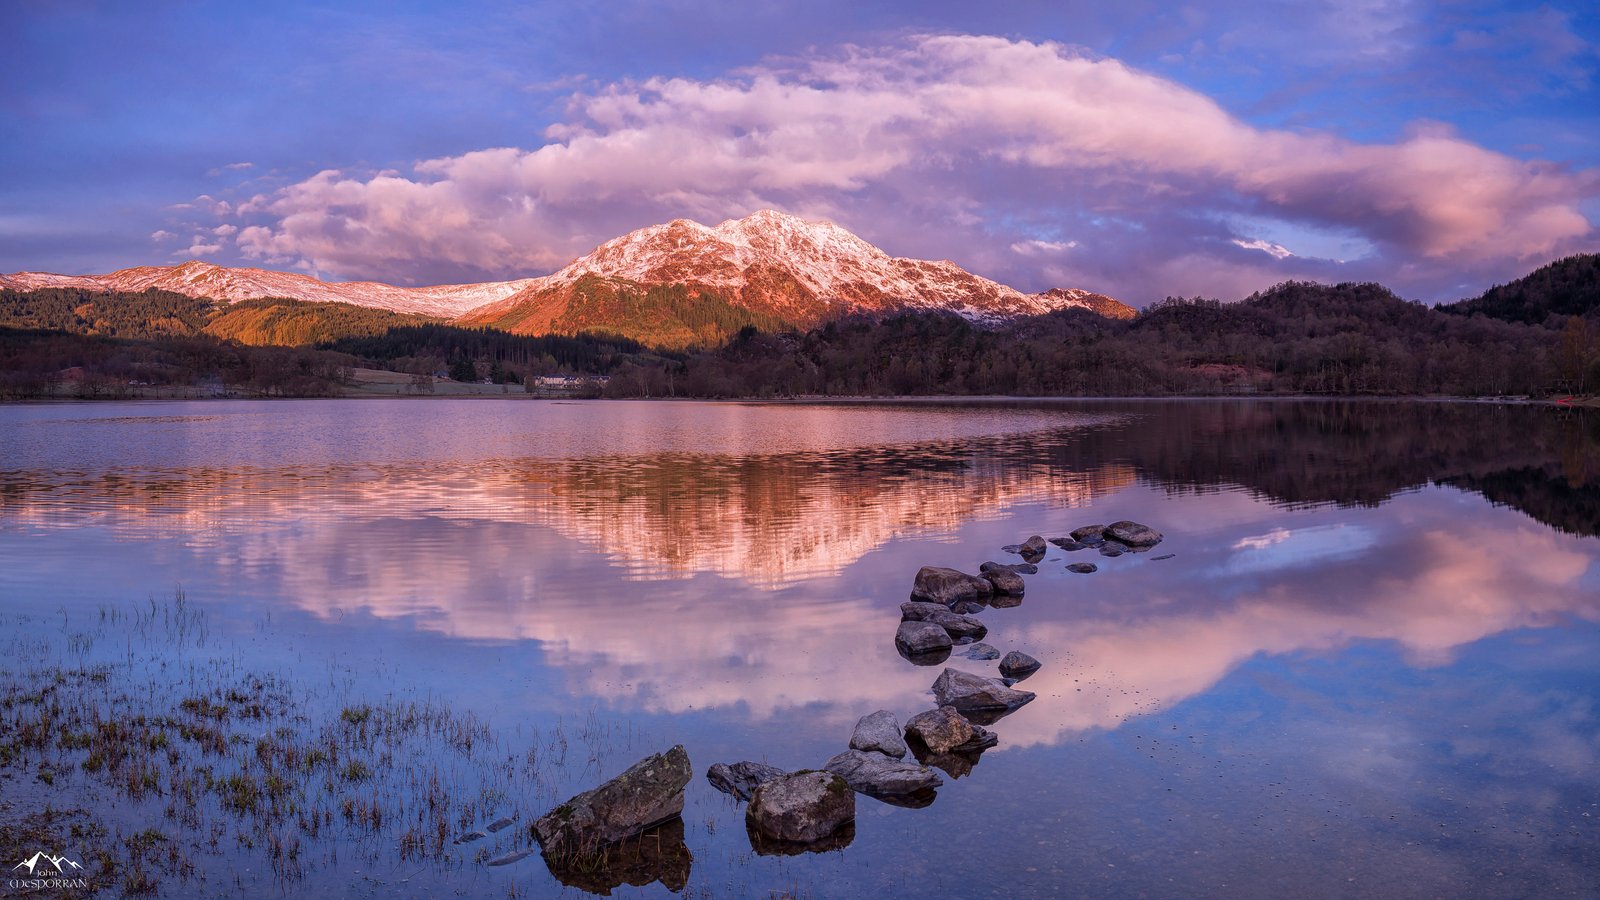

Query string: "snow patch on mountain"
[[0, 261, 532, 317]]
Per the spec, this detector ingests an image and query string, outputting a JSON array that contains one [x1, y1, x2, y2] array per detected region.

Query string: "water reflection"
[[543, 819, 693, 895], [1, 401, 1595, 752], [2, 399, 1598, 896]]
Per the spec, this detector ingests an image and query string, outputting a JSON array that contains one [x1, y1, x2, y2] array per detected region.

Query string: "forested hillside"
[[1439, 254, 1600, 325], [602, 282, 1566, 398]]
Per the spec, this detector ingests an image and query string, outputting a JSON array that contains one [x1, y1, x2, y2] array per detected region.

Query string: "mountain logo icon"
[[12, 851, 85, 875]]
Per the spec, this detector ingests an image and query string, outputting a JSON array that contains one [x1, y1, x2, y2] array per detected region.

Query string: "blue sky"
[[2, 0, 1597, 304]]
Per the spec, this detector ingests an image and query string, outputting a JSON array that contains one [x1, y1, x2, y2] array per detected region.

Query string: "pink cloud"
[[230, 34, 1597, 301]]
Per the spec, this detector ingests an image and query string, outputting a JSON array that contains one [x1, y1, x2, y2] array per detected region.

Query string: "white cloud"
[[226, 34, 1596, 299], [149, 229, 175, 242], [1011, 239, 1079, 256], [176, 235, 223, 258], [1233, 237, 1295, 259]]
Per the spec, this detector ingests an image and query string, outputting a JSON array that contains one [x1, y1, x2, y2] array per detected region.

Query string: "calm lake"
[[1, 399, 1597, 898]]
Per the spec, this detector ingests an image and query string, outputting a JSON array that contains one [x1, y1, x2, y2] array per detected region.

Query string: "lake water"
[[1, 399, 1597, 898]]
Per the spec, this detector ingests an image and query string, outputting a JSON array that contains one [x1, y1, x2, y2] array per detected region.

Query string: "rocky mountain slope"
[[460, 210, 1135, 345], [0, 260, 533, 318]]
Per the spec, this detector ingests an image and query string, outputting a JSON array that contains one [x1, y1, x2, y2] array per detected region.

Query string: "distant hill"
[[1437, 253, 1600, 325], [0, 287, 435, 345], [0, 260, 533, 317]]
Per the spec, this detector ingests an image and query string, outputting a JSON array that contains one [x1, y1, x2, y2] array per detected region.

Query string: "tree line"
[[4, 264, 1598, 401], [600, 281, 1591, 398]]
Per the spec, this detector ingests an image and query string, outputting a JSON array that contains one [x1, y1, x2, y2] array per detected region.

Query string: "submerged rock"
[[981, 568, 1026, 596], [707, 760, 786, 802], [746, 771, 855, 846], [895, 620, 953, 656], [486, 816, 516, 834], [454, 829, 487, 844], [981, 560, 1038, 575], [1098, 543, 1126, 558], [1070, 525, 1107, 545], [824, 750, 942, 798], [1106, 520, 1163, 548], [948, 599, 989, 615], [896, 642, 951, 666], [747, 820, 856, 856], [1067, 562, 1098, 574], [909, 566, 994, 606], [998, 651, 1042, 680], [904, 705, 999, 755], [989, 594, 1023, 609], [1151, 553, 1175, 561], [486, 848, 537, 867], [534, 745, 691, 857], [964, 642, 1000, 660], [931, 669, 1036, 720], [910, 742, 991, 779], [1048, 538, 1088, 551], [1001, 543, 1023, 554], [849, 710, 907, 759], [900, 602, 987, 643]]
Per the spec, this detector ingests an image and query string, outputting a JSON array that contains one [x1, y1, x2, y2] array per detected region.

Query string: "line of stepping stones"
[[495, 520, 1165, 885]]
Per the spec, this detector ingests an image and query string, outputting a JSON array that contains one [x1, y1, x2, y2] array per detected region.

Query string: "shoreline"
[[4, 392, 1593, 407]]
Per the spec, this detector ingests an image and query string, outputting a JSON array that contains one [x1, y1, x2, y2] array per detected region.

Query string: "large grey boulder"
[[849, 710, 907, 758], [964, 642, 1000, 660], [746, 771, 855, 845], [904, 705, 1000, 755], [895, 620, 952, 655], [706, 761, 786, 802], [998, 651, 1042, 681], [910, 566, 994, 606], [534, 745, 691, 857], [931, 669, 1036, 718], [900, 602, 987, 643], [824, 750, 942, 798], [1106, 521, 1163, 548]]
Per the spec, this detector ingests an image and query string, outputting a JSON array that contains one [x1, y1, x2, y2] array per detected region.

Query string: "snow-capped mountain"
[[3, 212, 1131, 337], [0, 260, 533, 317], [461, 210, 1135, 336]]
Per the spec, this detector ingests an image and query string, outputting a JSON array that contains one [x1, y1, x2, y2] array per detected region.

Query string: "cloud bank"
[[229, 34, 1597, 303]]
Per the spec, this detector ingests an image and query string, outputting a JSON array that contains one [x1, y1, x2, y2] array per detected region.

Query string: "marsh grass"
[[0, 592, 621, 896]]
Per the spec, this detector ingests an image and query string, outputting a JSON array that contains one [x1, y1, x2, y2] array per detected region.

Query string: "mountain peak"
[[463, 210, 1130, 345]]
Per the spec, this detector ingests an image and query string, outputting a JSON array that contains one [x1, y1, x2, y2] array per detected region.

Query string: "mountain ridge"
[[462, 210, 1136, 345], [0, 260, 534, 318], [3, 211, 1132, 346]]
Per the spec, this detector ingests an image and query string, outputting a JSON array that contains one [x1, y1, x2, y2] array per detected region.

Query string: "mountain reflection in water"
[[2, 400, 1596, 742]]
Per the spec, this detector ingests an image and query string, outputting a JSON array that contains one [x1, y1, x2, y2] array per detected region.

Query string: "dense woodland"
[[603, 280, 1592, 398], [2, 254, 1597, 400]]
